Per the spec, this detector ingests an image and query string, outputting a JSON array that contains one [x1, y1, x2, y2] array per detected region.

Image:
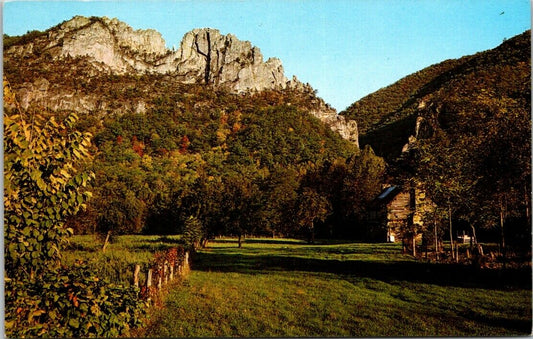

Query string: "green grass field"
[[141, 238, 531, 337], [63, 234, 183, 286], [67, 236, 531, 337]]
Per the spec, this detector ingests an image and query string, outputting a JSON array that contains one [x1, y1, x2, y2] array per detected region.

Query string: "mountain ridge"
[[4, 15, 359, 145], [340, 30, 530, 160]]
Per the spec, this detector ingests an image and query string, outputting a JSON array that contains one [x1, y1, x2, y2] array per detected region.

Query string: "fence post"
[[147, 269, 153, 288], [170, 265, 174, 281], [164, 261, 168, 284], [157, 264, 162, 290], [133, 264, 140, 287]]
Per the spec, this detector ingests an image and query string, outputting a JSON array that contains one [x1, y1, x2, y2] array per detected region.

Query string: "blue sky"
[[3, 0, 531, 111]]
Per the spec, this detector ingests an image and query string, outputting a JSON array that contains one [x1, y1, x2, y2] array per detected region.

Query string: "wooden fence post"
[[133, 264, 140, 287], [147, 269, 153, 289], [170, 265, 174, 281], [163, 261, 168, 284], [477, 244, 484, 256], [157, 265, 162, 290]]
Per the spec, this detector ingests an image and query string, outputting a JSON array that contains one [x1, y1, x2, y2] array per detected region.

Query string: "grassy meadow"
[[63, 235, 183, 286], [67, 236, 531, 337]]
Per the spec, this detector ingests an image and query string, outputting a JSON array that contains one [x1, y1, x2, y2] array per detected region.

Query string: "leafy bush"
[[5, 262, 146, 338], [3, 78, 146, 337], [182, 215, 204, 251]]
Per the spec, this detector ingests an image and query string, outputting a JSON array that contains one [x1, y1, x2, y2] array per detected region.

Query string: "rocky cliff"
[[5, 16, 289, 92], [4, 15, 358, 145], [175, 28, 288, 92]]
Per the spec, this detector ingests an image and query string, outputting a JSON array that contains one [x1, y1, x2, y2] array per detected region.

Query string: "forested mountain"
[[4, 15, 358, 144], [341, 30, 530, 161], [4, 16, 530, 249], [3, 16, 379, 243], [342, 30, 531, 249]]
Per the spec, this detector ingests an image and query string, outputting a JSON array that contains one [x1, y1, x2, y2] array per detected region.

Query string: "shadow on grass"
[[136, 244, 178, 252], [458, 310, 532, 334], [192, 250, 532, 290], [65, 241, 99, 253], [210, 238, 366, 246], [239, 238, 306, 245], [144, 236, 183, 244], [210, 238, 305, 245]]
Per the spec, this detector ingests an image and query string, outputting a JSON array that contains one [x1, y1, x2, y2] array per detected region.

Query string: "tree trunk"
[[499, 197, 506, 257], [238, 233, 242, 248], [448, 204, 454, 260], [102, 231, 111, 253], [470, 225, 477, 245], [525, 185, 530, 221], [308, 223, 315, 244], [424, 237, 428, 260], [434, 220, 439, 262], [412, 235, 416, 257]]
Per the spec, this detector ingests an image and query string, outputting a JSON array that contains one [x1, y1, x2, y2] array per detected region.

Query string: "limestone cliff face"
[[175, 28, 287, 92], [6, 16, 288, 92], [41, 16, 173, 73], [5, 15, 358, 145], [308, 107, 359, 147]]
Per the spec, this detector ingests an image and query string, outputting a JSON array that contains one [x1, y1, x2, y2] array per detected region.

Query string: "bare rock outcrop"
[[37, 16, 174, 73], [309, 107, 359, 148], [175, 28, 287, 92]]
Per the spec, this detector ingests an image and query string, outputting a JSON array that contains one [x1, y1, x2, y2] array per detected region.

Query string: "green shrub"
[[5, 262, 146, 338], [182, 216, 203, 251], [3, 79, 146, 337]]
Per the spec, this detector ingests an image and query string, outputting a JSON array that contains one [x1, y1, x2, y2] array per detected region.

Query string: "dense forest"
[[67, 84, 388, 244], [4, 34, 390, 246]]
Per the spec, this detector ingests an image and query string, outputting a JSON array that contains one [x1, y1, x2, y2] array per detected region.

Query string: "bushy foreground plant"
[[3, 78, 146, 337], [5, 262, 146, 337]]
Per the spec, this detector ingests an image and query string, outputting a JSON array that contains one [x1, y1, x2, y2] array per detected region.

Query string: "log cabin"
[[368, 185, 432, 243]]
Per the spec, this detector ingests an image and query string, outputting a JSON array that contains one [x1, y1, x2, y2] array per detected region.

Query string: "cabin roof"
[[369, 185, 404, 208], [377, 185, 399, 200]]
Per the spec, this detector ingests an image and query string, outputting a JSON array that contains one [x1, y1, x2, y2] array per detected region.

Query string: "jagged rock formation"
[[175, 28, 288, 92], [4, 15, 358, 145], [308, 104, 359, 146], [5, 16, 288, 92]]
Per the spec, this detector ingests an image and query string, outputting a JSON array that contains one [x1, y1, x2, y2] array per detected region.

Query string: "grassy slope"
[[143, 238, 531, 337]]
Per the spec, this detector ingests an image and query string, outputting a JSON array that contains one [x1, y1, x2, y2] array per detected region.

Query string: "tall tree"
[[295, 187, 331, 243]]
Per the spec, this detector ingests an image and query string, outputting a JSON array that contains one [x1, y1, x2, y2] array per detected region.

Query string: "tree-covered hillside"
[[375, 31, 531, 252], [341, 30, 531, 161], [341, 58, 463, 136], [4, 26, 388, 244]]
